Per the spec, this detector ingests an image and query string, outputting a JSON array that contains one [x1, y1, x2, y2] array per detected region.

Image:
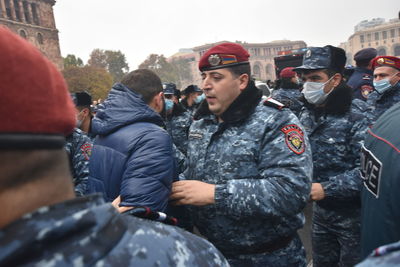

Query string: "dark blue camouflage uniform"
[[0, 194, 229, 266], [356, 241, 400, 267], [298, 98, 373, 266], [65, 128, 92, 196], [271, 88, 303, 117], [347, 67, 374, 101], [366, 83, 400, 121], [165, 107, 192, 155], [184, 84, 313, 266]]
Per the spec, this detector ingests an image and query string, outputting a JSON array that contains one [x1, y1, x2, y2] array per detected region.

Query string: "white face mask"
[[302, 76, 335, 105]]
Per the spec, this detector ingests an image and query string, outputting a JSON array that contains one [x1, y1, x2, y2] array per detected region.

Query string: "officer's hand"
[[170, 180, 215, 206], [112, 195, 134, 213], [310, 183, 325, 201]]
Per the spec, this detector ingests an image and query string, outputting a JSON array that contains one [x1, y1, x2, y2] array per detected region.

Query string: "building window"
[[367, 34, 371, 42], [31, 3, 39, 25], [382, 31, 387, 39], [377, 48, 386, 56], [37, 32, 43, 44], [394, 45, 400, 56], [360, 35, 365, 43], [4, 0, 12, 19], [375, 32, 379, 41], [23, 1, 31, 23], [19, 29, 27, 39], [13, 0, 21, 21]]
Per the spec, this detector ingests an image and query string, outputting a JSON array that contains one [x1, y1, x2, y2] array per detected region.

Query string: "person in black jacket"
[[87, 69, 176, 212]]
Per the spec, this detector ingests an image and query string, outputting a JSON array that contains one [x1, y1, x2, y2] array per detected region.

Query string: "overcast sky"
[[54, 0, 399, 69]]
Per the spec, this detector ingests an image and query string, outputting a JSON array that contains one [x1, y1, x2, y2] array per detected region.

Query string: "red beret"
[[199, 43, 250, 71], [371, 56, 400, 70], [279, 67, 296, 78], [0, 26, 75, 148]]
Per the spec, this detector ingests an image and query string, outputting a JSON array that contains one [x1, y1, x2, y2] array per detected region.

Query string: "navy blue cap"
[[71, 91, 92, 106], [294, 45, 346, 73], [354, 48, 377, 62], [163, 83, 176, 95], [183, 85, 202, 95]]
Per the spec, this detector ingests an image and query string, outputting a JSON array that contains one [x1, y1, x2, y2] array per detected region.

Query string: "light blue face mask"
[[302, 76, 335, 105], [164, 99, 174, 111], [373, 72, 399, 94], [194, 93, 205, 104]]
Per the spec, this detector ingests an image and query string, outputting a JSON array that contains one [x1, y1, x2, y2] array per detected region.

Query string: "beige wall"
[[340, 19, 400, 65]]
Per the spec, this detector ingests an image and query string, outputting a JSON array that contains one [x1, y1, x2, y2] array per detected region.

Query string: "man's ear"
[[149, 92, 164, 113], [238, 73, 249, 91], [332, 73, 342, 88]]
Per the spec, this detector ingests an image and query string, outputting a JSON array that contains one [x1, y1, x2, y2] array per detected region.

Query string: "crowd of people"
[[1, 24, 400, 267]]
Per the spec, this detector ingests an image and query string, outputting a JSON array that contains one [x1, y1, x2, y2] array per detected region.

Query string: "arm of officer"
[[119, 129, 175, 212], [172, 112, 313, 218], [320, 111, 371, 199], [71, 131, 92, 197]]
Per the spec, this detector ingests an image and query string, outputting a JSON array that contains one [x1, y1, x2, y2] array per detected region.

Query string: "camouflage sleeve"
[[320, 108, 372, 199], [70, 131, 92, 196], [172, 143, 187, 175], [214, 112, 313, 218]]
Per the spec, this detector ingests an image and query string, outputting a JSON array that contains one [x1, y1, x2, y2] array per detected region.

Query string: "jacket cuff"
[[214, 184, 230, 210], [320, 181, 334, 198]]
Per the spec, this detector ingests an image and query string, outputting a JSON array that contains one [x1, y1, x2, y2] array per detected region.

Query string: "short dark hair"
[[226, 63, 251, 78], [355, 59, 370, 68], [120, 69, 163, 104]]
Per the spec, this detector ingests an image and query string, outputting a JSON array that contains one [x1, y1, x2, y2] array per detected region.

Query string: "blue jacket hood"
[[92, 83, 164, 135]]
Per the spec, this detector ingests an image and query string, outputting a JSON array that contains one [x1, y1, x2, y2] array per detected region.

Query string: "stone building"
[[169, 40, 307, 88], [340, 17, 400, 66], [0, 0, 63, 69]]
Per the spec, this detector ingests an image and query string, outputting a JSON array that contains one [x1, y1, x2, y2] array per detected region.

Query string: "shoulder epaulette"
[[263, 97, 286, 110]]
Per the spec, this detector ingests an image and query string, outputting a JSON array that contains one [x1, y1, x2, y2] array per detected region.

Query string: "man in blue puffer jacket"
[[87, 69, 176, 212]]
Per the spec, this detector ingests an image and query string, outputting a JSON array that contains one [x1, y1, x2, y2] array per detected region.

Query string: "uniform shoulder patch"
[[281, 124, 305, 155], [362, 74, 372, 80], [361, 85, 373, 99], [263, 97, 285, 110], [80, 143, 92, 161]]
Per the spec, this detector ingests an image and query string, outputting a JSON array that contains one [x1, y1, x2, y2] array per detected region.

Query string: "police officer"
[[271, 67, 303, 117], [295, 45, 373, 266], [72, 91, 95, 139], [181, 84, 204, 115], [0, 27, 229, 267], [170, 42, 312, 266], [65, 128, 92, 196], [360, 102, 400, 259], [164, 83, 192, 155], [367, 56, 400, 121], [347, 48, 377, 101]]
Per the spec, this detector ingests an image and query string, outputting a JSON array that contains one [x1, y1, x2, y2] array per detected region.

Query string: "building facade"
[[0, 0, 63, 69], [340, 17, 400, 65], [169, 40, 307, 88]]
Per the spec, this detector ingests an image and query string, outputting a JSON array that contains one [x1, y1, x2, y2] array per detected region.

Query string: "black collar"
[[194, 80, 262, 124]]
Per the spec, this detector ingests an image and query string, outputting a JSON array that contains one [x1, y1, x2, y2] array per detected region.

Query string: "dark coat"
[[87, 83, 175, 212]]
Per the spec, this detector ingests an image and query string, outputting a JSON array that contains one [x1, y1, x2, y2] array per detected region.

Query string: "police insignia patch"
[[361, 85, 373, 98], [80, 143, 92, 160], [281, 124, 305, 155]]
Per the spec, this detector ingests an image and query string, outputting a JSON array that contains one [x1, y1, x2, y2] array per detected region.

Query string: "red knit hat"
[[279, 67, 296, 78], [371, 56, 400, 70], [0, 26, 75, 149], [199, 43, 250, 71]]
